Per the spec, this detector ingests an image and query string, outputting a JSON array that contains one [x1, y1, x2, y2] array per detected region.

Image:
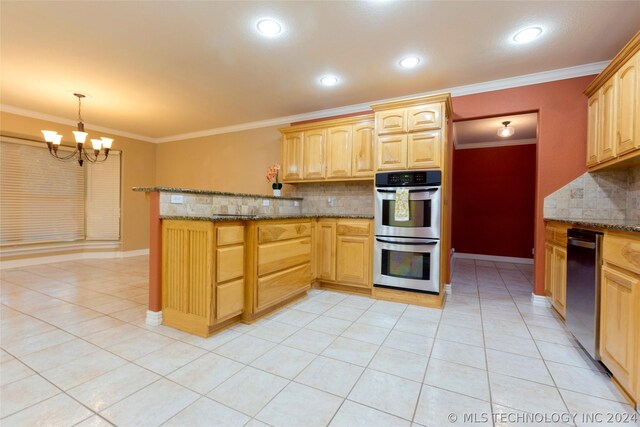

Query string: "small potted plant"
[[266, 163, 283, 196]]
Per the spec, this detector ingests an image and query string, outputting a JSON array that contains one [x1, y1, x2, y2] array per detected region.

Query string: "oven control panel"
[[375, 170, 441, 187]]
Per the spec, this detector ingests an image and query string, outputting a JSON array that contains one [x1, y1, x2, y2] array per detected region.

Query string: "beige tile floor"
[[1, 256, 639, 426]]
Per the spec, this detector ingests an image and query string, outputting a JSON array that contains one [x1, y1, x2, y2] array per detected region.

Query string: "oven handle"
[[375, 238, 438, 245], [376, 188, 439, 194]]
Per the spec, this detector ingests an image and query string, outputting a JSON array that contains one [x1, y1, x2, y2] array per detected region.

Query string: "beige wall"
[[1, 111, 156, 251], [155, 125, 281, 195]]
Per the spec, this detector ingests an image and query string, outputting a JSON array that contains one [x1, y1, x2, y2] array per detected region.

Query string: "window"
[[0, 137, 121, 245]]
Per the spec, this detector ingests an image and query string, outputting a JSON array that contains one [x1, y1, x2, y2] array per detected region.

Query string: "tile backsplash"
[[160, 193, 302, 217], [544, 166, 640, 221], [284, 181, 374, 216]]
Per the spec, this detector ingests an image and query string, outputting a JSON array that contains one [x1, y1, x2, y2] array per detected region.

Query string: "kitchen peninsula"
[[134, 186, 375, 337]]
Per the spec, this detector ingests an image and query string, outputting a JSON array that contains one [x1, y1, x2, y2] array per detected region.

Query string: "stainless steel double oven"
[[373, 170, 442, 294]]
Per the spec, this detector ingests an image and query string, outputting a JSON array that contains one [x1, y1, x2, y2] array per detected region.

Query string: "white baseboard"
[[530, 293, 551, 307], [444, 284, 452, 295], [454, 252, 534, 265], [0, 248, 150, 269], [145, 310, 163, 326]]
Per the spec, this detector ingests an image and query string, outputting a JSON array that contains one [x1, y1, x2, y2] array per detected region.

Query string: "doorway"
[[451, 112, 537, 261]]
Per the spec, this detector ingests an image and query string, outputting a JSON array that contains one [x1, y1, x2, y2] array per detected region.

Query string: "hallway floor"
[[1, 256, 638, 426]]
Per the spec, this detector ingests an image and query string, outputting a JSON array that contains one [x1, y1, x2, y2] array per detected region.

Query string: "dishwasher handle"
[[568, 237, 596, 249]]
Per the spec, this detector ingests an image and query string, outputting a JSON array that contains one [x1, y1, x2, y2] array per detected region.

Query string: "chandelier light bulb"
[[52, 134, 63, 145], [73, 131, 88, 144], [101, 137, 113, 149], [91, 139, 103, 150], [41, 130, 59, 143]]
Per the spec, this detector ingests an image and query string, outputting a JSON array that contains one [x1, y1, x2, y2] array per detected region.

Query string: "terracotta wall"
[[452, 144, 536, 259], [0, 111, 156, 251], [155, 126, 281, 195], [451, 75, 593, 295]]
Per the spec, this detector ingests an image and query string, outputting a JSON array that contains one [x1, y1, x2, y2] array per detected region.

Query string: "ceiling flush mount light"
[[256, 18, 282, 36], [513, 27, 543, 43], [399, 56, 420, 69], [320, 75, 339, 87], [497, 121, 516, 138], [41, 93, 113, 166]]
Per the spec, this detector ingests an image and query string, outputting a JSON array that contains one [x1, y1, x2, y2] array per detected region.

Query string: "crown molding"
[[0, 104, 156, 143], [454, 137, 537, 150], [2, 60, 608, 144]]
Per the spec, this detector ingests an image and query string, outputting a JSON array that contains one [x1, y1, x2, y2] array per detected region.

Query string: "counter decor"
[[266, 163, 283, 196]]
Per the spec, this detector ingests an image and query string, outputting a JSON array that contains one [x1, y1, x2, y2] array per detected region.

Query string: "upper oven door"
[[375, 186, 441, 239]]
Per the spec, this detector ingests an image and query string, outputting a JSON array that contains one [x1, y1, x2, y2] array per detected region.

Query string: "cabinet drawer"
[[217, 225, 244, 246], [258, 222, 312, 243], [217, 245, 244, 283], [337, 220, 370, 236], [216, 278, 244, 321], [258, 237, 312, 276], [407, 103, 442, 132], [604, 233, 640, 275], [257, 263, 312, 310]]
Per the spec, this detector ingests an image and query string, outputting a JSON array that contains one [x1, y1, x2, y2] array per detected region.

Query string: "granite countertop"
[[545, 217, 640, 233], [132, 186, 303, 201], [161, 214, 374, 222]]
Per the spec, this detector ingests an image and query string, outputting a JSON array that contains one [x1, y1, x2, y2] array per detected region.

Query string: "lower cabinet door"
[[336, 235, 371, 288], [552, 246, 567, 318], [600, 266, 638, 397], [318, 222, 337, 281], [544, 243, 554, 297]]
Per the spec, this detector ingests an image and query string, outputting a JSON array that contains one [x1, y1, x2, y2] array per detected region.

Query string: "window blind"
[[85, 152, 121, 240], [0, 139, 85, 245]]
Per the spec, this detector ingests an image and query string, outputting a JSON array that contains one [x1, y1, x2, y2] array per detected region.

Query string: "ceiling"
[[1, 2, 639, 141], [454, 113, 538, 149]]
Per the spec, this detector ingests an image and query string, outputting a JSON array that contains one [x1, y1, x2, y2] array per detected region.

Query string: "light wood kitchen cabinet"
[[377, 134, 407, 171], [544, 222, 568, 318], [246, 220, 313, 320], [161, 220, 245, 336], [551, 246, 567, 318], [279, 114, 374, 182], [376, 108, 406, 135], [352, 120, 375, 177], [372, 93, 451, 172], [587, 95, 600, 166], [585, 32, 640, 170], [282, 131, 304, 181], [315, 219, 372, 291], [599, 78, 617, 163], [407, 131, 441, 169], [317, 220, 336, 281], [303, 129, 326, 180], [407, 103, 442, 132], [616, 50, 639, 155], [327, 125, 352, 179]]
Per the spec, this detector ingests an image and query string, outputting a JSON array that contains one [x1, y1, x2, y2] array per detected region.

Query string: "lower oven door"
[[373, 236, 440, 294]]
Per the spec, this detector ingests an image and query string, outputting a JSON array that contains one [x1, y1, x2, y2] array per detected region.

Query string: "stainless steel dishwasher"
[[566, 228, 603, 360]]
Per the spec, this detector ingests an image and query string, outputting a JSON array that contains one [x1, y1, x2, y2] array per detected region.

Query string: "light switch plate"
[[294, 201, 300, 207], [170, 195, 184, 204], [263, 200, 270, 206]]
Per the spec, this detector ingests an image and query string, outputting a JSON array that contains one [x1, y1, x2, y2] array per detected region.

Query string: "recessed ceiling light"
[[320, 75, 339, 87], [257, 18, 282, 37], [513, 27, 543, 43], [399, 56, 420, 69]]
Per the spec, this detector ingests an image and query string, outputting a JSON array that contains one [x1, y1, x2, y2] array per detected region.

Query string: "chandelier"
[[41, 93, 113, 166]]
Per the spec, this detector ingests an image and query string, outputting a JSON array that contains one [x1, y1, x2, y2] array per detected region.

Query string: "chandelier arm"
[[80, 145, 109, 163], [51, 148, 81, 161]]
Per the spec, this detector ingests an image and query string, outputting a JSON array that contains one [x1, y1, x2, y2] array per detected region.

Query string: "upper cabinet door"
[[376, 109, 406, 135], [407, 103, 442, 132], [616, 51, 639, 155], [327, 125, 352, 179], [407, 131, 441, 169], [282, 132, 304, 182], [352, 120, 375, 177], [587, 95, 600, 166], [599, 78, 617, 163], [303, 129, 326, 180], [377, 134, 407, 171]]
